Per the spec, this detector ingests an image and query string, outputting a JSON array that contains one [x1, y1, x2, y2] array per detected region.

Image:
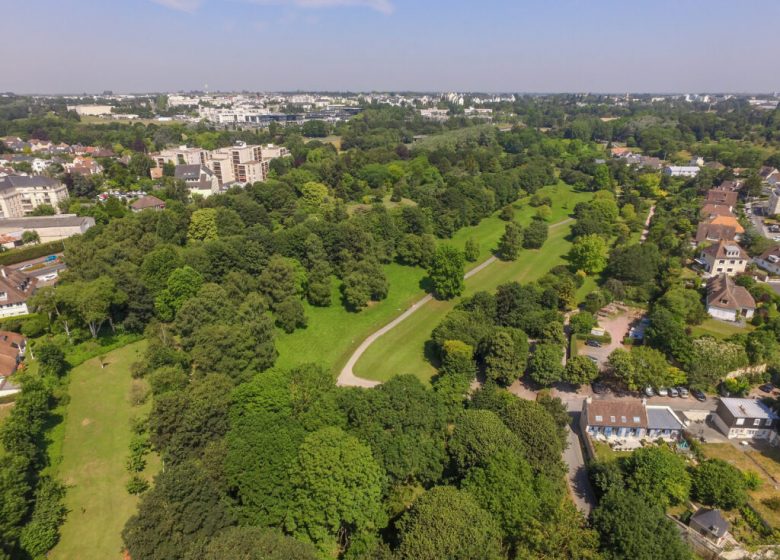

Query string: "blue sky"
[[3, 0, 779, 93]]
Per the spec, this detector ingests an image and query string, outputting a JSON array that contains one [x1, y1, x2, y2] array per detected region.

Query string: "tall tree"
[[428, 245, 465, 299]]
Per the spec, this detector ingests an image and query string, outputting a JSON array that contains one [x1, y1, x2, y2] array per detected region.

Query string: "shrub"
[[126, 475, 150, 495], [128, 380, 150, 407], [744, 471, 762, 491]]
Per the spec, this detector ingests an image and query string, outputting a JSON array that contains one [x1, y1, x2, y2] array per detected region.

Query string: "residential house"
[[0, 175, 69, 218], [704, 214, 744, 235], [0, 331, 26, 378], [754, 246, 780, 275], [664, 165, 700, 178], [610, 146, 634, 158], [689, 509, 730, 547], [63, 156, 102, 176], [130, 195, 166, 213], [0, 267, 37, 318], [716, 180, 742, 192], [759, 166, 779, 183], [705, 189, 738, 209], [706, 274, 756, 321], [174, 164, 221, 198], [699, 240, 749, 276], [712, 397, 776, 439], [700, 204, 734, 219], [580, 399, 685, 443], [695, 222, 736, 245]]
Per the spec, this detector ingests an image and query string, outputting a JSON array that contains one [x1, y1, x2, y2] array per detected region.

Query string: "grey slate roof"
[[691, 508, 729, 538], [646, 406, 684, 431], [720, 397, 776, 420], [0, 215, 94, 229], [0, 175, 61, 190]]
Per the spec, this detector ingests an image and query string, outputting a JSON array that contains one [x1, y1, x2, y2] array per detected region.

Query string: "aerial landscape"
[[3, 1, 780, 559]]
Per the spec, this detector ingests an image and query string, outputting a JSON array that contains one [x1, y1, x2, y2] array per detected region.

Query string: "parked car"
[[678, 387, 689, 398], [592, 382, 610, 395], [668, 387, 679, 397], [644, 386, 655, 397], [586, 340, 601, 348], [44, 255, 57, 263], [586, 355, 599, 363], [691, 389, 707, 402], [759, 383, 774, 394], [657, 387, 669, 397]]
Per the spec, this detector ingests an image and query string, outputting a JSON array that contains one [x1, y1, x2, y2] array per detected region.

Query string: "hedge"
[[575, 332, 612, 344], [0, 240, 65, 266]]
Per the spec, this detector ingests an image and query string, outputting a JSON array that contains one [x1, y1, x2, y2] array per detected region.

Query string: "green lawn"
[[690, 318, 755, 339], [275, 183, 591, 378], [49, 341, 159, 560], [353, 185, 593, 384]]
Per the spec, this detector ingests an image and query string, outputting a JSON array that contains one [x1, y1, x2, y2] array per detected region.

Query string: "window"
[[621, 416, 627, 423], [610, 416, 616, 423], [736, 418, 745, 425], [595, 415, 603, 422], [754, 419, 762, 426], [633, 416, 641, 423]]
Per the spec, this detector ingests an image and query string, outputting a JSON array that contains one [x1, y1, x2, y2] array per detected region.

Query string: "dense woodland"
[[1, 95, 780, 558]]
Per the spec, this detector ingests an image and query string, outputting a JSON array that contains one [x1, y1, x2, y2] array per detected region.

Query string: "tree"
[[624, 446, 691, 508], [440, 340, 476, 379], [198, 527, 318, 560], [686, 337, 748, 389], [563, 355, 599, 385], [428, 245, 464, 299], [692, 459, 749, 509], [464, 238, 480, 262], [461, 449, 540, 537], [569, 234, 608, 274], [497, 222, 523, 260], [187, 208, 218, 242], [523, 218, 548, 249], [275, 297, 307, 333], [188, 320, 277, 382], [570, 311, 597, 335], [155, 266, 203, 322], [300, 181, 333, 214], [258, 256, 301, 310], [591, 490, 692, 560], [18, 477, 67, 559], [607, 347, 680, 391], [34, 342, 68, 377], [285, 427, 386, 555], [395, 486, 504, 560], [448, 409, 523, 475], [21, 230, 40, 245], [61, 276, 127, 337], [342, 259, 388, 311], [483, 327, 529, 386], [528, 343, 564, 386]]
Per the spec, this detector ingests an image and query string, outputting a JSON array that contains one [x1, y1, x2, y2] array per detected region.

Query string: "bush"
[[744, 471, 762, 491], [128, 380, 150, 407], [0, 240, 65, 266], [762, 496, 780, 512], [126, 434, 150, 473], [126, 475, 150, 495]]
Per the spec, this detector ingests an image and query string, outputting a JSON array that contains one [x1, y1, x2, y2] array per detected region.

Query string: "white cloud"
[[149, 0, 203, 13], [243, 0, 394, 15]]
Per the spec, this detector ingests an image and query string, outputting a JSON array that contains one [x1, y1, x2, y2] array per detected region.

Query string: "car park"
[[657, 387, 669, 397], [668, 387, 679, 397], [760, 383, 774, 394], [586, 340, 601, 348], [644, 386, 655, 397], [678, 387, 689, 398], [691, 389, 707, 402]]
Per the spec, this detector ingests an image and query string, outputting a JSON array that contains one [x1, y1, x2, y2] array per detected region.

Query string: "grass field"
[[690, 318, 755, 340], [275, 183, 591, 378], [50, 341, 159, 560], [702, 443, 780, 528]]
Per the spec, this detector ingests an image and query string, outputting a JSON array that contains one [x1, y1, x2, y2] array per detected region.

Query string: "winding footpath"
[[337, 217, 573, 387]]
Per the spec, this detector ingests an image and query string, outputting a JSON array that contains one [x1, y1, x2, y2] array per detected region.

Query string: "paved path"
[[639, 205, 656, 242], [337, 218, 573, 387]]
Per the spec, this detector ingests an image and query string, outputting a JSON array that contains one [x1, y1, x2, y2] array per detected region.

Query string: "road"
[[337, 218, 572, 387], [564, 414, 596, 515]]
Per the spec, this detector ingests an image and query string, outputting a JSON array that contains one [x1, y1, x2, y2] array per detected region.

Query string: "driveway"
[[576, 307, 644, 369]]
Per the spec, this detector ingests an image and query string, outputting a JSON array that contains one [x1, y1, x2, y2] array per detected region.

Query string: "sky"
[[3, 0, 780, 94]]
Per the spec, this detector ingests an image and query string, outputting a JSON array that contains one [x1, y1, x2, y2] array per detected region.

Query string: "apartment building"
[[152, 146, 209, 167], [0, 175, 69, 218], [663, 165, 700, 178]]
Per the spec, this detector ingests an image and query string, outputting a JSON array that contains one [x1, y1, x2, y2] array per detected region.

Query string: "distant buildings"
[[174, 165, 221, 198], [0, 175, 69, 218], [420, 108, 450, 121], [663, 165, 700, 178], [130, 195, 166, 213], [67, 104, 114, 116], [705, 274, 756, 322]]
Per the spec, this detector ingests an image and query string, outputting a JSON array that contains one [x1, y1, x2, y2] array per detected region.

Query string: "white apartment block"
[[153, 146, 208, 167], [663, 165, 700, 178], [0, 176, 69, 218], [67, 104, 114, 116]]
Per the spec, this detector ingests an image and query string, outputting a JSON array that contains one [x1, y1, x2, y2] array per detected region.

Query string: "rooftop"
[[720, 397, 776, 419], [646, 406, 685, 431]]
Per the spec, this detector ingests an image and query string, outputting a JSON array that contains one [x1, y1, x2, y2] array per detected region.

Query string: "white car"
[[657, 387, 669, 397]]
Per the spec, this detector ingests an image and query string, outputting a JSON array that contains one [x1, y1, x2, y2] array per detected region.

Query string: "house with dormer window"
[[699, 240, 748, 276]]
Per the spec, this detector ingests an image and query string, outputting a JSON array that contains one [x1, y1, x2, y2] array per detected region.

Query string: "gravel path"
[[337, 217, 574, 388]]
